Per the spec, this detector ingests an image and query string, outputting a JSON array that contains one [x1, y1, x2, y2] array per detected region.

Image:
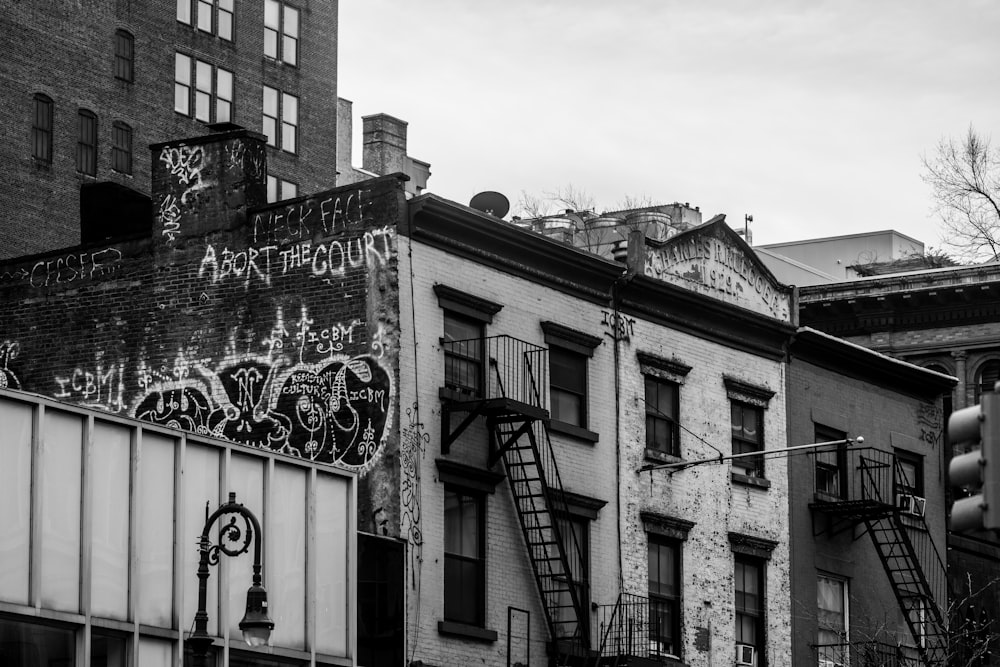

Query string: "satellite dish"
[[469, 191, 510, 219]]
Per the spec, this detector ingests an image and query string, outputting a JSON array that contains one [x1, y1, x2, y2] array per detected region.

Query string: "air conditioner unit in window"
[[736, 643, 757, 666], [896, 493, 927, 518]]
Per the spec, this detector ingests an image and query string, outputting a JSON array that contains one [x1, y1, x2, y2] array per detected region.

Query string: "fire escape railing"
[[441, 335, 591, 654], [591, 593, 677, 663], [813, 640, 922, 667]]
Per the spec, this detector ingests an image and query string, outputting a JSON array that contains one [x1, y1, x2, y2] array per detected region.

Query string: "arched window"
[[975, 359, 1000, 401], [77, 109, 98, 175], [114, 30, 134, 82], [31, 93, 53, 163]]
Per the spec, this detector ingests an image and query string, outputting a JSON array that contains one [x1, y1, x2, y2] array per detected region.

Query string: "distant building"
[[0, 0, 339, 258], [336, 101, 431, 198]]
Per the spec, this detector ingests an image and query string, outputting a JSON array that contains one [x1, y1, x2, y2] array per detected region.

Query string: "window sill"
[[439, 386, 483, 403], [644, 448, 684, 465], [548, 419, 599, 443], [731, 472, 771, 490], [437, 620, 498, 643]]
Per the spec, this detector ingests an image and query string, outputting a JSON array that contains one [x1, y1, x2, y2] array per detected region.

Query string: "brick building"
[[1, 0, 339, 258], [0, 125, 958, 666]]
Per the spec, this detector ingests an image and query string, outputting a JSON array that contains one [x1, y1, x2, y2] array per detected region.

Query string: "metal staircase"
[[440, 335, 590, 661], [810, 448, 948, 666]]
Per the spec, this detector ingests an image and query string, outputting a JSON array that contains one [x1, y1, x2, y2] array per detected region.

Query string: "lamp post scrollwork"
[[188, 492, 274, 667]]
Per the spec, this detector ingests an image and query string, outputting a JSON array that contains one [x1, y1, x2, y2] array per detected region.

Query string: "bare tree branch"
[[922, 126, 1000, 262]]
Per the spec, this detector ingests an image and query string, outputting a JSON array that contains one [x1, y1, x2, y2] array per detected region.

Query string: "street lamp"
[[188, 492, 274, 667]]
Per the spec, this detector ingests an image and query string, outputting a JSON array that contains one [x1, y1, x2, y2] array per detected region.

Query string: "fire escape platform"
[[440, 389, 549, 454]]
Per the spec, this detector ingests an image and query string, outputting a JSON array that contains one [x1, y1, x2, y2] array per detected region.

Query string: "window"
[[648, 536, 681, 659], [817, 573, 848, 667], [218, 0, 234, 40], [443, 311, 484, 397], [114, 30, 134, 82], [731, 402, 764, 478], [264, 0, 300, 66], [176, 53, 232, 123], [174, 53, 191, 114], [77, 109, 98, 175], [111, 122, 133, 174], [443, 487, 485, 626], [176, 0, 192, 24], [814, 424, 847, 499], [550, 346, 587, 427], [645, 376, 679, 457], [894, 448, 924, 500], [735, 556, 765, 665], [31, 93, 53, 164], [554, 514, 589, 640], [266, 175, 298, 203], [262, 86, 297, 153], [179, 0, 233, 39], [196, 0, 213, 32], [975, 360, 1000, 402]]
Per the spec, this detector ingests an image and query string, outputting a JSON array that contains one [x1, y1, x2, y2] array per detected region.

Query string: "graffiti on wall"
[[160, 144, 207, 205], [0, 341, 21, 390], [399, 403, 428, 586], [601, 310, 635, 343], [26, 305, 395, 472], [251, 188, 372, 246], [198, 226, 395, 287], [918, 401, 943, 448], [0, 248, 123, 288]]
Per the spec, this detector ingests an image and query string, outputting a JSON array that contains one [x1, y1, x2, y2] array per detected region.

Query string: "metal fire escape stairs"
[[441, 336, 591, 662], [810, 450, 948, 666]]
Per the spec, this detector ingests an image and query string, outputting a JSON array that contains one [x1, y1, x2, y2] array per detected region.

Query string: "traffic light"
[[948, 384, 1000, 532]]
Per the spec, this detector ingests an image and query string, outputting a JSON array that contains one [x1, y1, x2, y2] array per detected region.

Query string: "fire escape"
[[809, 446, 948, 666], [441, 335, 591, 662]]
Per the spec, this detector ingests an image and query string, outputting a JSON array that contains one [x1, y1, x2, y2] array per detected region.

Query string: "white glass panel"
[[283, 6, 299, 38], [262, 86, 278, 116], [281, 181, 297, 200], [264, 28, 278, 59], [175, 86, 190, 115], [177, 0, 191, 24], [217, 69, 232, 101], [282, 92, 297, 123], [264, 0, 280, 28], [138, 636, 173, 667], [315, 472, 350, 655], [138, 432, 177, 627], [0, 399, 32, 603], [90, 421, 131, 620], [196, 91, 211, 123], [175, 53, 191, 85], [270, 464, 306, 648], [183, 444, 220, 636], [228, 454, 266, 639], [196, 60, 212, 94], [282, 123, 296, 153], [197, 0, 213, 32], [218, 11, 233, 41], [266, 175, 278, 203], [217, 99, 231, 124], [40, 409, 83, 612]]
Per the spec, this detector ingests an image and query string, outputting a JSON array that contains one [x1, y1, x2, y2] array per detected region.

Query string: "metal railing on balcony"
[[442, 335, 549, 409], [813, 641, 922, 667], [592, 593, 679, 662]]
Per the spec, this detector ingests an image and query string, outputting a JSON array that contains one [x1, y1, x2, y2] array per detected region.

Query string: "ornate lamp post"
[[188, 492, 274, 667]]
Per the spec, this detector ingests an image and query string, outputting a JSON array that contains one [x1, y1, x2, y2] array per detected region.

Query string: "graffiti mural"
[[0, 341, 21, 390], [399, 403, 428, 586]]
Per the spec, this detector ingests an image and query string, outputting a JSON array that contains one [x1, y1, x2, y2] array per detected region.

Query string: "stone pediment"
[[640, 215, 793, 323]]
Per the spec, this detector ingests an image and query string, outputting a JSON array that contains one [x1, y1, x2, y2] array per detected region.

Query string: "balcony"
[[813, 641, 922, 667], [592, 594, 682, 665]]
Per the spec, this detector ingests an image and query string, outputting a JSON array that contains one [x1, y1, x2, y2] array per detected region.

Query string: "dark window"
[[894, 449, 924, 498], [114, 30, 134, 82], [814, 424, 847, 499], [731, 401, 764, 478], [735, 556, 765, 665], [645, 376, 680, 456], [443, 311, 484, 397], [77, 109, 98, 175], [554, 514, 589, 640], [551, 346, 587, 427], [975, 360, 1000, 402], [358, 534, 404, 667], [31, 93, 53, 163], [111, 122, 132, 174], [816, 573, 848, 666], [648, 536, 682, 659], [444, 487, 485, 626]]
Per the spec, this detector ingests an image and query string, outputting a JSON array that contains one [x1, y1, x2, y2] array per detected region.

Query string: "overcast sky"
[[338, 1, 1000, 248]]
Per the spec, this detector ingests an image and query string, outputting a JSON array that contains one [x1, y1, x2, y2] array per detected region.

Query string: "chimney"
[[363, 113, 408, 176], [150, 127, 266, 262]]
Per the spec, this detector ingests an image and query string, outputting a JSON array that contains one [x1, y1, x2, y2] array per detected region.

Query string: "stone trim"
[[728, 531, 778, 560], [637, 350, 692, 384], [552, 489, 608, 521], [435, 458, 505, 493], [433, 284, 503, 323], [641, 511, 695, 541], [437, 620, 498, 643], [723, 376, 775, 407], [540, 321, 602, 357]]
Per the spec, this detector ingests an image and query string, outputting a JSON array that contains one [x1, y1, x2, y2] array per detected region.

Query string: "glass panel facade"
[[40, 409, 83, 611], [270, 465, 307, 648], [138, 432, 176, 627], [0, 618, 74, 665], [316, 473, 351, 655], [0, 399, 32, 603], [182, 443, 220, 636], [90, 421, 131, 619]]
